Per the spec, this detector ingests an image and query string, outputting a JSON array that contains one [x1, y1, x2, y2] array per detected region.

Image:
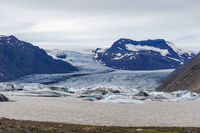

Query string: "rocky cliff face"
[[95, 38, 195, 70], [157, 53, 200, 93], [0, 35, 78, 82]]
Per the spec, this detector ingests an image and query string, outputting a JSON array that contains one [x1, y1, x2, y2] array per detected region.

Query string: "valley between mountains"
[[1, 35, 200, 128], [0, 35, 199, 103]]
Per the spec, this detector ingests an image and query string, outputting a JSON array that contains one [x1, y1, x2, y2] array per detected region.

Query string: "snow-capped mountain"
[[95, 38, 195, 70], [0, 35, 78, 82]]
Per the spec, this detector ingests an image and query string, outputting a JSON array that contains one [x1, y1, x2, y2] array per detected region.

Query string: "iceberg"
[[1, 82, 200, 104]]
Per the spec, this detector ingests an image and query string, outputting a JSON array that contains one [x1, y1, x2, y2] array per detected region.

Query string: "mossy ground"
[[0, 118, 199, 133]]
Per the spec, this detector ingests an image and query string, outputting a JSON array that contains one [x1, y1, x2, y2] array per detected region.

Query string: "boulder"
[[82, 88, 109, 95], [77, 94, 103, 100], [136, 91, 149, 96], [83, 97, 99, 101], [0, 94, 9, 101]]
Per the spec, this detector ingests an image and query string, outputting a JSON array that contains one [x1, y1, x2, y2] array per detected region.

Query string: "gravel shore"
[[1, 95, 200, 127]]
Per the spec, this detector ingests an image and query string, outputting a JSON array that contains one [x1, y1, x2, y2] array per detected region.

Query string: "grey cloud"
[[0, 0, 200, 52]]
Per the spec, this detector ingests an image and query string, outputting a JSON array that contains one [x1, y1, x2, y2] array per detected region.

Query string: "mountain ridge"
[[157, 52, 200, 93], [95, 38, 195, 70], [0, 35, 78, 82]]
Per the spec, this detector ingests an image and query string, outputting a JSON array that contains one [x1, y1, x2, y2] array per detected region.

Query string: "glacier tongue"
[[3, 48, 198, 104], [46, 49, 112, 72], [12, 69, 172, 90], [11, 48, 173, 90], [49, 69, 172, 90], [17, 49, 169, 90], [0, 47, 199, 104]]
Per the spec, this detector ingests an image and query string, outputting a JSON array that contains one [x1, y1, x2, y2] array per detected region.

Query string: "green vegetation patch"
[[0, 118, 199, 133]]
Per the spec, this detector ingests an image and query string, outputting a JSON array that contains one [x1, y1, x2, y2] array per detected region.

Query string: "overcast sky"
[[0, 0, 200, 52]]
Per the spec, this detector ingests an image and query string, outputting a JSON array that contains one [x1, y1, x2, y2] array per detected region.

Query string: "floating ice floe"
[[97, 93, 144, 104], [96, 92, 168, 104], [0, 83, 200, 104], [99, 98, 146, 104], [74, 86, 136, 95], [93, 89, 200, 104], [0, 83, 72, 97], [0, 83, 14, 91]]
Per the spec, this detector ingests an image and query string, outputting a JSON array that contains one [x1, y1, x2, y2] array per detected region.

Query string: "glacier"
[[46, 49, 112, 72], [49, 69, 172, 90], [10, 49, 172, 90], [11, 69, 172, 90], [1, 49, 199, 104]]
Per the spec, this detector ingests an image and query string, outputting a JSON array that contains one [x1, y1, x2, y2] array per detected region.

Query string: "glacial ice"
[[1, 49, 199, 104], [46, 50, 112, 72], [1, 82, 199, 104], [99, 98, 146, 104]]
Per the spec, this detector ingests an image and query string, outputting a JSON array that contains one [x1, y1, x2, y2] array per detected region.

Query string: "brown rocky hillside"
[[157, 52, 200, 93]]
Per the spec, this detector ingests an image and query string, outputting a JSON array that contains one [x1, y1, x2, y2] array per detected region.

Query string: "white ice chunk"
[[98, 98, 145, 104]]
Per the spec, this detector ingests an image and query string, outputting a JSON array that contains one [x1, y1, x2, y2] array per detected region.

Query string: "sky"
[[0, 0, 200, 52]]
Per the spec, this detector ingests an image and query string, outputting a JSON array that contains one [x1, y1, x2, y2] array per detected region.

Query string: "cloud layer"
[[0, 0, 200, 51]]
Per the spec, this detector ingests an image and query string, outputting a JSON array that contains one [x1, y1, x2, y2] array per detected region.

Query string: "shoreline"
[[1, 95, 200, 127]]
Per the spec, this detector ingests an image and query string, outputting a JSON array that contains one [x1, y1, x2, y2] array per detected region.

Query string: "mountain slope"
[[0, 35, 78, 82], [95, 38, 195, 70], [157, 52, 200, 93]]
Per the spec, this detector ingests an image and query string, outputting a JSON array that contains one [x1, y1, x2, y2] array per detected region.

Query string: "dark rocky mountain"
[[157, 52, 200, 93], [0, 35, 78, 82], [95, 38, 195, 70]]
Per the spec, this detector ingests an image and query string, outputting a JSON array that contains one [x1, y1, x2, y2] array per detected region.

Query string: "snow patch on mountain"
[[125, 44, 169, 56], [166, 41, 194, 57]]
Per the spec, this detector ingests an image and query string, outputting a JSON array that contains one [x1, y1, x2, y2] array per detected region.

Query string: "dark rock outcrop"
[[0, 94, 9, 101], [56, 53, 67, 59], [136, 91, 149, 96], [0, 35, 78, 82], [157, 53, 200, 93], [95, 38, 195, 70]]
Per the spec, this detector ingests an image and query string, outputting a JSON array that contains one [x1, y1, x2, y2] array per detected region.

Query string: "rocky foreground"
[[0, 117, 198, 133]]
